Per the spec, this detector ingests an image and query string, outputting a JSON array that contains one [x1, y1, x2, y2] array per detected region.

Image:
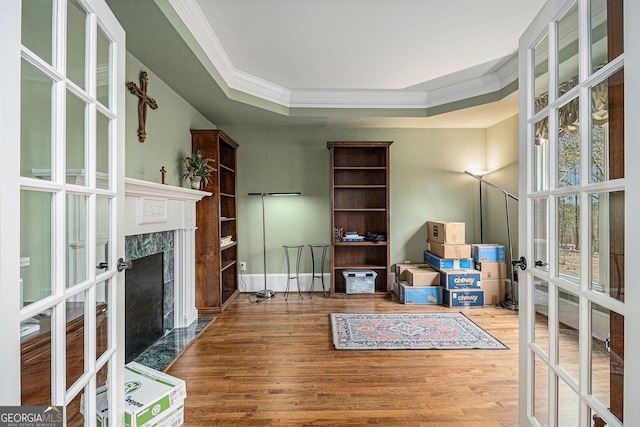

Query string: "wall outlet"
[[240, 262, 246, 271]]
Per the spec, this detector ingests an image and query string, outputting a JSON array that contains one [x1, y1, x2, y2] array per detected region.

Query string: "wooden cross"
[[127, 71, 158, 143], [160, 166, 166, 184]]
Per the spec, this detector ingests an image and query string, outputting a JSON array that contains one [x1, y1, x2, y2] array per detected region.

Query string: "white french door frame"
[[518, 0, 640, 425], [0, 0, 127, 423]]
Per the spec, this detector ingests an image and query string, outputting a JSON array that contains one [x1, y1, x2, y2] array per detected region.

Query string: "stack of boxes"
[[424, 220, 484, 307], [395, 263, 442, 304], [392, 220, 507, 308]]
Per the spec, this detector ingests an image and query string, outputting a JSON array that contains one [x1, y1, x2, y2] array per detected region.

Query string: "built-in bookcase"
[[191, 129, 239, 313], [327, 141, 392, 297]]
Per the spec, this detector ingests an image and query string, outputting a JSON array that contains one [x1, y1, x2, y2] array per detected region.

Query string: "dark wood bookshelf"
[[327, 141, 392, 298]]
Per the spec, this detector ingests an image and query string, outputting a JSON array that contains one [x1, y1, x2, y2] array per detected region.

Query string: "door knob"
[[512, 256, 527, 270], [117, 258, 133, 272]]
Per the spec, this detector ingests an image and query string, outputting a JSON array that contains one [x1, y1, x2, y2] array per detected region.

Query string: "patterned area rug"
[[330, 312, 508, 350]]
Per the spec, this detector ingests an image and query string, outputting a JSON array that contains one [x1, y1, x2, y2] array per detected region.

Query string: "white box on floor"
[[94, 362, 187, 427]]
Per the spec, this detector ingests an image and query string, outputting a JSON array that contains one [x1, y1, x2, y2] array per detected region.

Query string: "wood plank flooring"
[[166, 294, 520, 426]]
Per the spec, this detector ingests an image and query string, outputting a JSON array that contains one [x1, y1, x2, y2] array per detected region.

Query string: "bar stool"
[[308, 244, 329, 298], [282, 244, 304, 300]]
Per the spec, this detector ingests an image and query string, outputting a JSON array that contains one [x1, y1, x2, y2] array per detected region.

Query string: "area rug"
[[330, 312, 508, 350]]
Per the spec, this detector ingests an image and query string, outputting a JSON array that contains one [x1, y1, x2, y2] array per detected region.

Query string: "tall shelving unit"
[[191, 129, 239, 314], [327, 141, 392, 298]]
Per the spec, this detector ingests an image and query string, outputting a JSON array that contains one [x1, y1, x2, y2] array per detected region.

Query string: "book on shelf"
[[342, 232, 365, 242], [220, 235, 234, 247], [334, 227, 344, 242]]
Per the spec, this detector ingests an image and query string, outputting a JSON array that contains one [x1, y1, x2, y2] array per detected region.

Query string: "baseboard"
[[238, 273, 331, 293]]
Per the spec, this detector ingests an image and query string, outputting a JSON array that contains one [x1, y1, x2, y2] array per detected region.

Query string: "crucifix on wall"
[[127, 71, 158, 143]]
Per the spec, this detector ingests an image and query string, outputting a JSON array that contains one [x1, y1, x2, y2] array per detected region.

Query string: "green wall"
[[483, 115, 520, 274], [222, 124, 518, 276], [124, 53, 215, 186]]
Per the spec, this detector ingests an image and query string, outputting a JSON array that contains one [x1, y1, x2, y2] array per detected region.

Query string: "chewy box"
[[472, 244, 506, 262], [95, 362, 187, 427], [427, 220, 465, 244], [397, 281, 443, 304], [439, 269, 481, 289], [443, 289, 485, 307], [343, 269, 376, 293], [424, 251, 474, 270]]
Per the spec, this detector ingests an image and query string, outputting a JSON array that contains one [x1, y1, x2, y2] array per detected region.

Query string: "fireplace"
[[124, 177, 210, 338], [125, 252, 164, 363]]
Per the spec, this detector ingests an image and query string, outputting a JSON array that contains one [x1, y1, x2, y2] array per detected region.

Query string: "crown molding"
[[169, 0, 520, 110], [289, 89, 428, 109]]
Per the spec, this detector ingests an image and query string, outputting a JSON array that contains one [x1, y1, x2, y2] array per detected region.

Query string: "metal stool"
[[282, 244, 304, 300], [308, 244, 329, 298]]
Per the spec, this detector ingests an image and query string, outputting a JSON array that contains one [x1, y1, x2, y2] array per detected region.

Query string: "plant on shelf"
[[182, 150, 216, 189]]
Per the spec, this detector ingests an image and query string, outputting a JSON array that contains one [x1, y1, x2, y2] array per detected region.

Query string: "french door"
[[0, 0, 126, 425], [518, 0, 640, 425]]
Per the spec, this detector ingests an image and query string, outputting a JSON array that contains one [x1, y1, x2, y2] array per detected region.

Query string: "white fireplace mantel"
[[125, 177, 211, 327], [125, 177, 211, 236]]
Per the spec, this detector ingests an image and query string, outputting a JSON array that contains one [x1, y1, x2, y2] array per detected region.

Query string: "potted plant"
[[182, 150, 216, 189]]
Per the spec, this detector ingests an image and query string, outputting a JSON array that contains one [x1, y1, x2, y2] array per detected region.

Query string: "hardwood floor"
[[166, 293, 520, 426]]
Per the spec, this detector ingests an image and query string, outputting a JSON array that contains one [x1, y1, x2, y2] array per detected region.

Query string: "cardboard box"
[[426, 241, 471, 259], [94, 362, 186, 427], [146, 404, 184, 427], [395, 263, 430, 283], [472, 244, 506, 262], [475, 261, 507, 280], [405, 267, 440, 286], [397, 281, 443, 304], [427, 220, 465, 244], [343, 269, 376, 293], [443, 289, 485, 307], [439, 269, 482, 289], [481, 278, 506, 306], [424, 251, 474, 270]]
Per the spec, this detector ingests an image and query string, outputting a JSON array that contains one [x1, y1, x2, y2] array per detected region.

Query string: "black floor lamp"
[[248, 192, 301, 298], [464, 171, 519, 310]]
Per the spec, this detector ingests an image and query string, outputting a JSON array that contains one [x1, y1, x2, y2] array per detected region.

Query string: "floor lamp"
[[464, 171, 519, 310], [248, 192, 301, 298]]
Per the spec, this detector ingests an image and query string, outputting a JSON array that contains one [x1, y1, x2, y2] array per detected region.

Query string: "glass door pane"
[[96, 111, 111, 189], [21, 0, 53, 65], [534, 353, 550, 427], [66, 292, 86, 390], [66, 194, 88, 287], [557, 100, 581, 188], [558, 195, 580, 281], [558, 2, 579, 96], [20, 190, 53, 305], [21, 60, 53, 180], [66, 91, 87, 184], [558, 290, 580, 380], [96, 25, 111, 108], [67, 0, 86, 89], [534, 34, 549, 113], [534, 280, 550, 354]]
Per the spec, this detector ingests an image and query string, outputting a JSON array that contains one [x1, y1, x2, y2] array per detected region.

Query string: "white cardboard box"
[[94, 362, 187, 427]]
